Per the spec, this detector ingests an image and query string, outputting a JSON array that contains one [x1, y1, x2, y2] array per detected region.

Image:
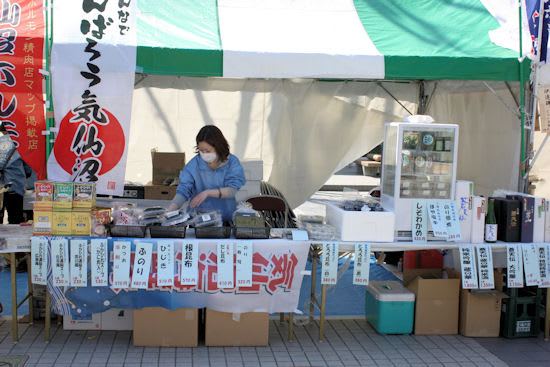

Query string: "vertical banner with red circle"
[[1, 0, 46, 179], [47, 0, 136, 196]]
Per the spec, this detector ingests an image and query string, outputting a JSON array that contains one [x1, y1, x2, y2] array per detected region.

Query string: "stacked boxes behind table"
[[365, 281, 415, 334], [235, 160, 263, 202], [205, 308, 269, 346], [133, 307, 198, 347]]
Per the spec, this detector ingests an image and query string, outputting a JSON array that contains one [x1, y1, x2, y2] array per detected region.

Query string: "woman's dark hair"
[[195, 125, 230, 161]]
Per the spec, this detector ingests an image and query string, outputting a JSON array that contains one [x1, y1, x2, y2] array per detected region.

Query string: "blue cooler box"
[[365, 281, 415, 334]]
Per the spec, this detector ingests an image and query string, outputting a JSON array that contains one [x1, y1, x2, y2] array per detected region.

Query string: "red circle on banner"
[[53, 109, 125, 175]]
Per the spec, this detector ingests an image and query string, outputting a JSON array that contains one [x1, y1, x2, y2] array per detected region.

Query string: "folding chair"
[[245, 195, 295, 340]]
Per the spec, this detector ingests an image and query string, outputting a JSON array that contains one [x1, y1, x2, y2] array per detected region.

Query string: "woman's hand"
[[189, 190, 212, 208]]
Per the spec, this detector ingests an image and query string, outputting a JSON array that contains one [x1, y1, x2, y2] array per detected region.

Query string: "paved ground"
[[2, 316, 546, 367]]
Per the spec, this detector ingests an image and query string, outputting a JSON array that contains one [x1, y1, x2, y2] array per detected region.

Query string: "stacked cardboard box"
[[205, 308, 269, 346], [133, 307, 198, 347], [144, 151, 186, 200]]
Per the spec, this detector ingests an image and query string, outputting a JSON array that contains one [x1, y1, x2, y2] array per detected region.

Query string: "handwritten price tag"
[[412, 200, 427, 243], [70, 239, 88, 287], [180, 240, 198, 285], [476, 244, 494, 289], [236, 241, 253, 287], [157, 240, 174, 287], [506, 243, 524, 288], [91, 239, 108, 286], [51, 239, 69, 287], [217, 242, 234, 289], [353, 243, 371, 285], [31, 237, 48, 285], [321, 242, 338, 285], [112, 241, 131, 288], [131, 242, 152, 289], [459, 245, 478, 289]]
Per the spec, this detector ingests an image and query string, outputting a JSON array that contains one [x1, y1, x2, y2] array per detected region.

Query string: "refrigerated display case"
[[380, 122, 459, 239]]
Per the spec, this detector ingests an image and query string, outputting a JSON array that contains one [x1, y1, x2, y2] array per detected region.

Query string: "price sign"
[[444, 201, 462, 241], [91, 239, 108, 286], [291, 230, 309, 241], [427, 200, 447, 238], [522, 243, 541, 286], [236, 241, 253, 287], [321, 242, 338, 285], [353, 243, 371, 285], [112, 241, 131, 288], [180, 240, 198, 285], [412, 200, 427, 243], [217, 242, 234, 289], [506, 244, 524, 288], [459, 245, 478, 288], [157, 240, 174, 287], [538, 244, 550, 288], [131, 242, 152, 289], [31, 237, 48, 285], [476, 244, 494, 289], [70, 239, 88, 287], [51, 239, 69, 287]]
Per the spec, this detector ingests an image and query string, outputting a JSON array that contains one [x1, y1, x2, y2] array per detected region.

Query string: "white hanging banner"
[[180, 240, 199, 285], [321, 242, 339, 285], [157, 240, 174, 287], [507, 243, 524, 288], [353, 243, 371, 285], [538, 244, 550, 288], [31, 237, 48, 285], [70, 239, 88, 287], [459, 245, 478, 289], [217, 242, 235, 289], [236, 241, 253, 287], [131, 242, 152, 289], [91, 239, 108, 286], [522, 243, 541, 286], [112, 241, 131, 288], [476, 244, 495, 289], [51, 239, 69, 287], [412, 200, 427, 242], [49, 0, 137, 195]]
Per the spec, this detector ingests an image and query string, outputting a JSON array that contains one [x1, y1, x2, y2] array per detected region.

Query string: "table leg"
[[319, 284, 327, 341], [45, 290, 50, 343], [289, 312, 294, 342], [309, 249, 317, 322], [10, 252, 18, 343], [27, 253, 33, 324]]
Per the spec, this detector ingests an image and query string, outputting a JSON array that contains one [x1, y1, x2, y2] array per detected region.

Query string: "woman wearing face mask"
[[168, 125, 246, 222]]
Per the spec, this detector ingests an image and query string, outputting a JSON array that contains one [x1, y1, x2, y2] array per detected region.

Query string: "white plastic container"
[[325, 203, 395, 242]]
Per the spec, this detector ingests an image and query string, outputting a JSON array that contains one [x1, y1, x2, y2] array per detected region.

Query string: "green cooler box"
[[365, 281, 415, 334]]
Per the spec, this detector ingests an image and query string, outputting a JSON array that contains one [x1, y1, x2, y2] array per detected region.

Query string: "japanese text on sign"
[[353, 243, 371, 285], [459, 245, 478, 289], [507, 244, 524, 288], [321, 242, 338, 285], [538, 244, 550, 288], [70, 239, 88, 287], [412, 200, 427, 242], [31, 237, 48, 285], [51, 239, 69, 286], [91, 238, 108, 286], [156, 240, 174, 287], [236, 241, 253, 287], [217, 242, 234, 289], [180, 240, 198, 286], [131, 242, 152, 289], [112, 240, 131, 288], [476, 244, 495, 289], [522, 243, 541, 286]]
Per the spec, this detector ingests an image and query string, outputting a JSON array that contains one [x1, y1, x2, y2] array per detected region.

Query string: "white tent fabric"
[[126, 77, 521, 208]]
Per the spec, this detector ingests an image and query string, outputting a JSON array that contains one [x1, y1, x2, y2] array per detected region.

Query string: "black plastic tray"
[[150, 225, 187, 238], [234, 226, 270, 239], [109, 224, 147, 238], [194, 225, 232, 238]]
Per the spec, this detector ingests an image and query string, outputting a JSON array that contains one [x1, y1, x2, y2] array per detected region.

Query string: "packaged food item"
[[53, 210, 72, 236], [53, 182, 74, 210], [401, 150, 413, 174], [111, 202, 140, 225], [301, 222, 337, 241], [72, 210, 91, 236], [33, 209, 52, 235], [91, 208, 111, 237], [73, 182, 95, 209], [189, 210, 223, 228], [34, 181, 54, 202], [420, 132, 435, 151]]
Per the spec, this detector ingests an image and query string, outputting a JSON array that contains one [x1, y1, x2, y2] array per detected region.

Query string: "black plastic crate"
[[194, 224, 231, 239], [109, 224, 147, 238], [234, 226, 270, 239], [501, 287, 542, 338], [149, 225, 187, 238]]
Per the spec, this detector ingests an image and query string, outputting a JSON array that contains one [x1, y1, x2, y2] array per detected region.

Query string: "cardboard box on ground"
[[205, 308, 269, 346], [133, 307, 198, 347]]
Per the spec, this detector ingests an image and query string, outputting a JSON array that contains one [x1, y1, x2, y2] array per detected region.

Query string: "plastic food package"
[[161, 211, 191, 227], [189, 209, 223, 228], [141, 206, 166, 219], [301, 222, 338, 241], [111, 202, 141, 225], [90, 208, 111, 237]]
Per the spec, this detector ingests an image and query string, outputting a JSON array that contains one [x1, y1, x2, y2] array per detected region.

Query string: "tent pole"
[[44, 0, 54, 164], [519, 0, 527, 192]]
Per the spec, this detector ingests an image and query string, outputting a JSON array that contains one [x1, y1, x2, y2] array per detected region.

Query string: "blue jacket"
[[176, 153, 246, 221], [0, 135, 30, 197]]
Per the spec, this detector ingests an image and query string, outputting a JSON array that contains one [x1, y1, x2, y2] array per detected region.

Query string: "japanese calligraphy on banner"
[[476, 244, 495, 289], [458, 245, 478, 289], [1, 0, 46, 179], [507, 243, 524, 288], [48, 0, 137, 196], [412, 200, 427, 242]]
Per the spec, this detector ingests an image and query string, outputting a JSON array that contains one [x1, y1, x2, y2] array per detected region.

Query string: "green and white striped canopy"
[[136, 0, 529, 81]]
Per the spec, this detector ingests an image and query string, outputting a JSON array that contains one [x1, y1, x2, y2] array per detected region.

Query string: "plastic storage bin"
[[365, 281, 415, 334]]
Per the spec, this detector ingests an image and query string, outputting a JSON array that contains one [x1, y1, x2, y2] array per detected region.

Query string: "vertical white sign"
[[445, 201, 462, 241], [538, 244, 550, 288], [236, 241, 253, 287], [476, 244, 495, 289], [507, 243, 524, 288], [157, 240, 174, 287], [112, 241, 131, 288], [31, 237, 48, 285], [91, 239, 108, 286], [131, 242, 152, 289], [217, 242, 235, 289], [459, 245, 478, 289], [522, 243, 541, 286], [321, 242, 339, 285], [353, 243, 371, 285], [70, 239, 88, 287], [180, 240, 198, 285], [427, 200, 446, 237], [412, 200, 427, 242], [51, 239, 69, 287]]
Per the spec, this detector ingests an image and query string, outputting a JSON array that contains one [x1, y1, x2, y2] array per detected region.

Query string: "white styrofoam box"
[[470, 196, 486, 243], [235, 180, 261, 203], [325, 203, 395, 242], [455, 180, 473, 243], [240, 160, 263, 181], [101, 308, 133, 330], [545, 199, 550, 242], [534, 197, 546, 243], [63, 313, 101, 330]]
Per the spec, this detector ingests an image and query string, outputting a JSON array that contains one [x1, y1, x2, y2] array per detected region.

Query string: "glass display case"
[[381, 122, 459, 239]]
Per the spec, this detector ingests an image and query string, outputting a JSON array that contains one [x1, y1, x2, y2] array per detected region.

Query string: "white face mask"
[[200, 151, 217, 163]]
